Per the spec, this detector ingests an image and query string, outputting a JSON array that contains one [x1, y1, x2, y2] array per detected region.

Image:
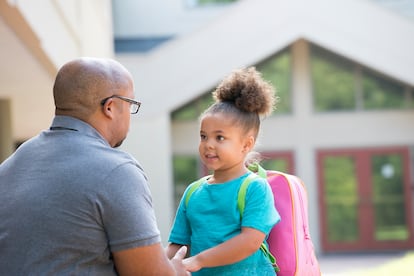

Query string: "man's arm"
[[113, 242, 190, 276]]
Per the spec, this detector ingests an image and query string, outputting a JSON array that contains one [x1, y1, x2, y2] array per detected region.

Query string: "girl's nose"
[[205, 139, 214, 149]]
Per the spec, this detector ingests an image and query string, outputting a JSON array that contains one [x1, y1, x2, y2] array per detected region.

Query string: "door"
[[317, 147, 414, 252]]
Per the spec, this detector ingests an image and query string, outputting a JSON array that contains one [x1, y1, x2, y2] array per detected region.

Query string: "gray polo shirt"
[[0, 116, 161, 275]]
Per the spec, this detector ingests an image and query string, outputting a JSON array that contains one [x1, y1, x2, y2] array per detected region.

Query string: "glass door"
[[318, 147, 414, 252], [372, 153, 409, 243]]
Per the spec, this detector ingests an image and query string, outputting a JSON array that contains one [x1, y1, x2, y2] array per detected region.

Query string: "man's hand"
[[171, 246, 191, 276]]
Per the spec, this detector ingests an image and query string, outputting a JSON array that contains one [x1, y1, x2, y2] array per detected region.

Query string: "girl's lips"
[[204, 154, 219, 164]]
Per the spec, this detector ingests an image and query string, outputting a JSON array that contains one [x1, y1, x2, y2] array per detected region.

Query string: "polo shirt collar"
[[50, 115, 110, 146]]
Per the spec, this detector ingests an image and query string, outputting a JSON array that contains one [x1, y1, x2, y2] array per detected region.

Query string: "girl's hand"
[[183, 255, 202, 272], [183, 227, 265, 271]]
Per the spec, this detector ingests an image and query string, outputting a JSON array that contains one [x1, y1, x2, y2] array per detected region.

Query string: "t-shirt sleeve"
[[97, 162, 161, 252], [168, 184, 193, 245], [241, 178, 281, 235]]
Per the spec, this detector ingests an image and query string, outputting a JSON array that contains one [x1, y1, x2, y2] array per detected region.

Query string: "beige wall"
[[0, 0, 114, 144], [16, 0, 114, 66]]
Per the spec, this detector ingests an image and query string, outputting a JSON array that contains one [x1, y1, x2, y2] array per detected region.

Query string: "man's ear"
[[102, 98, 114, 118]]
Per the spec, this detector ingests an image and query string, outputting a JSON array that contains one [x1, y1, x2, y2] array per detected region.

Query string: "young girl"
[[167, 67, 281, 275]]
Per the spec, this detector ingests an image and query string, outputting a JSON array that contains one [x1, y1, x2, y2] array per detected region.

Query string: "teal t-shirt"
[[169, 172, 281, 276]]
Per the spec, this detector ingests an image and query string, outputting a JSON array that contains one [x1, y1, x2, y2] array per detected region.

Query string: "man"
[[0, 57, 189, 275]]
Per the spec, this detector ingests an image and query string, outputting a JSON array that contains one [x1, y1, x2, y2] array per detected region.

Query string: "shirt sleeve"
[[97, 161, 161, 252], [241, 177, 281, 235], [168, 183, 195, 245]]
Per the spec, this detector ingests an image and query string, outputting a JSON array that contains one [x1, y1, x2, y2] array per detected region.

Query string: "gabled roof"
[[118, 0, 414, 118]]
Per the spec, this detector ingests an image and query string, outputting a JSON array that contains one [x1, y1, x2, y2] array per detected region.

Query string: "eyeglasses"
[[100, 95, 141, 114]]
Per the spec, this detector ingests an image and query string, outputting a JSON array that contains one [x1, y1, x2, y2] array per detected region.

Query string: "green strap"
[[184, 175, 210, 207], [237, 173, 259, 215], [261, 243, 280, 272], [247, 162, 267, 178]]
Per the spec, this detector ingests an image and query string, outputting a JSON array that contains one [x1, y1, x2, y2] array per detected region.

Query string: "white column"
[[291, 39, 322, 253], [123, 113, 175, 244], [0, 99, 14, 162]]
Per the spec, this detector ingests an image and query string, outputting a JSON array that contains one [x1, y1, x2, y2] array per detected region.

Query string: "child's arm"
[[183, 227, 265, 272], [166, 243, 190, 259]]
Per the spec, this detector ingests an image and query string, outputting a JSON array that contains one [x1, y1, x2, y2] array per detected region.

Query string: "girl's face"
[[199, 113, 254, 180]]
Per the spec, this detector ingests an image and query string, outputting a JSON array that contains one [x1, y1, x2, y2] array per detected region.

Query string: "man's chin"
[[113, 139, 124, 148]]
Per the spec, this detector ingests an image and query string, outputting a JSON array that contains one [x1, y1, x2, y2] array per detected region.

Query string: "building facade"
[[1, 0, 413, 255], [115, 0, 414, 253]]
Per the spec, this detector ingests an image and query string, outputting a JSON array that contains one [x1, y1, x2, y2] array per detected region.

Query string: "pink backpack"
[[246, 163, 321, 276]]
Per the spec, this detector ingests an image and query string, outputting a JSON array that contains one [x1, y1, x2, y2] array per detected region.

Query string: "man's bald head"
[[53, 57, 133, 120]]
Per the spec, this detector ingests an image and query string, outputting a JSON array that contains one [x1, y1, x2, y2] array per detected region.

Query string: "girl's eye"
[[200, 134, 206, 140], [216, 135, 224, 141]]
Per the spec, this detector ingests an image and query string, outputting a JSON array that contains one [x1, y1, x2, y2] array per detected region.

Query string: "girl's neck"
[[210, 167, 249, 184]]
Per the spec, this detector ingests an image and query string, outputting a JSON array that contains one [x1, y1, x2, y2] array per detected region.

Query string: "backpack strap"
[[261, 243, 280, 272], [240, 165, 280, 272], [237, 173, 259, 215], [184, 175, 210, 207], [247, 162, 267, 178], [239, 162, 268, 213]]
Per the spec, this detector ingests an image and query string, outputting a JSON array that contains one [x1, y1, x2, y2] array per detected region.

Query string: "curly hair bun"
[[213, 67, 276, 117]]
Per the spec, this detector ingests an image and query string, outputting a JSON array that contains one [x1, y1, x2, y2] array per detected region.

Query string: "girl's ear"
[[243, 135, 255, 153]]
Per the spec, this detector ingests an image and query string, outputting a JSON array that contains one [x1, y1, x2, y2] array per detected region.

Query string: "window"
[[173, 155, 201, 209], [311, 44, 413, 112], [171, 93, 214, 121], [256, 49, 292, 114], [363, 71, 406, 110], [311, 46, 355, 111]]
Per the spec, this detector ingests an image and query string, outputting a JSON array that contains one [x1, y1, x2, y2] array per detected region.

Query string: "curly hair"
[[213, 67, 276, 116], [201, 67, 277, 138]]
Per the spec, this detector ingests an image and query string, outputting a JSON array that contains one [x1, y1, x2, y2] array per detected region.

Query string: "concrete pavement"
[[318, 251, 408, 275]]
